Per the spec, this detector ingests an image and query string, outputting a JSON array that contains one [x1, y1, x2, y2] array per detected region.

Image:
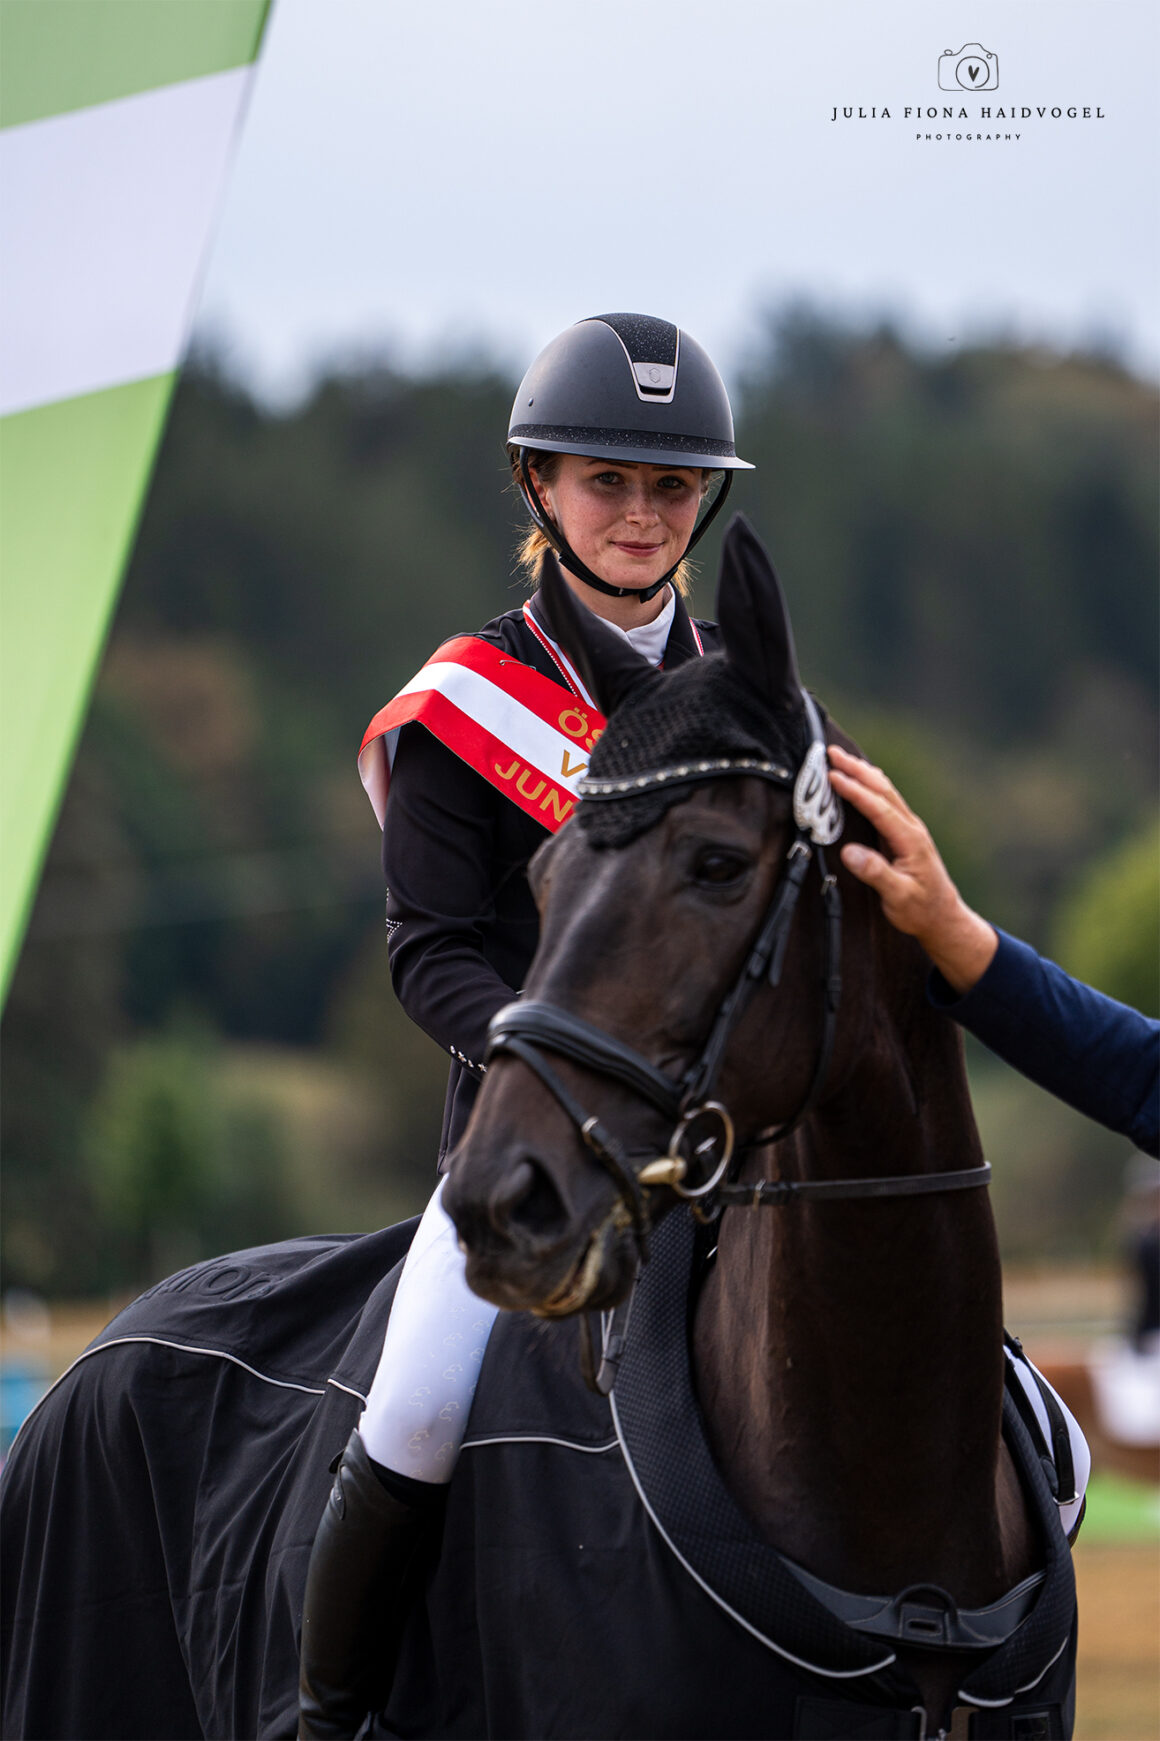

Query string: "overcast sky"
[[196, 0, 1159, 399]]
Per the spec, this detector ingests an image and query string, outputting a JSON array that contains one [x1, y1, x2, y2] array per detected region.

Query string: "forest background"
[[3, 305, 1157, 1297]]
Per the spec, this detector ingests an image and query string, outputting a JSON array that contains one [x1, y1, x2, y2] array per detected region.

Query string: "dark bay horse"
[[1, 521, 1077, 1740], [441, 524, 1078, 1736]]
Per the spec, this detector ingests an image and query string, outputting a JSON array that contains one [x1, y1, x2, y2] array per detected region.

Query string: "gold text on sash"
[[557, 707, 602, 752], [494, 758, 575, 824]]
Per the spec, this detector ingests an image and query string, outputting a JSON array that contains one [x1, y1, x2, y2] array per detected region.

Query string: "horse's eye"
[[692, 849, 749, 887]]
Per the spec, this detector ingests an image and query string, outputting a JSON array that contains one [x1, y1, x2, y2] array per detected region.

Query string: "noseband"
[[485, 721, 991, 1345]]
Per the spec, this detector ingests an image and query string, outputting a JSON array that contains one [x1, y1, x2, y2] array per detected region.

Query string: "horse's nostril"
[[490, 1157, 568, 1239]]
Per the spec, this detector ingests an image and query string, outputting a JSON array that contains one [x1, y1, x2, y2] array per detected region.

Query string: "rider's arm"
[[828, 745, 1160, 1156], [383, 723, 541, 1078]]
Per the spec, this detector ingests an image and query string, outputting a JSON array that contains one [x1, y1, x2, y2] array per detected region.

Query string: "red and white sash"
[[358, 636, 607, 833]]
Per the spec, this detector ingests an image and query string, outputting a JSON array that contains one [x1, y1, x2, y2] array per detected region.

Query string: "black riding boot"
[[298, 1429, 444, 1739]]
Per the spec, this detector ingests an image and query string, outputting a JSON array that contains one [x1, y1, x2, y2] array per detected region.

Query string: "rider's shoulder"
[[471, 605, 539, 657], [428, 605, 564, 686], [427, 605, 538, 659]]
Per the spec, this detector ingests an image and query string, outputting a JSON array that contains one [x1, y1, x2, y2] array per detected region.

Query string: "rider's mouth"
[[612, 541, 664, 558]]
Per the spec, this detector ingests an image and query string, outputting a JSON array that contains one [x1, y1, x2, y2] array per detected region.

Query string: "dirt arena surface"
[[1002, 1266, 1123, 1348], [1073, 1543, 1160, 1739], [1, 1299, 122, 1379]]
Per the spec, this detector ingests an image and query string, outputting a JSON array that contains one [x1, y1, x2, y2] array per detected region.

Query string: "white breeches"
[[358, 1179, 499, 1482]]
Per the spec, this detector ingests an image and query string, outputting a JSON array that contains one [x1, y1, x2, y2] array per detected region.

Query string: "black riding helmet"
[[509, 313, 754, 603]]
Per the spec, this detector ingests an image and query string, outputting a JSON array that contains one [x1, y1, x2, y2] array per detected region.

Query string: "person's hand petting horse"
[[826, 744, 997, 993]]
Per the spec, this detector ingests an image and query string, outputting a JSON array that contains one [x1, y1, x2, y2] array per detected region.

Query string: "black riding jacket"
[[381, 587, 720, 1164]]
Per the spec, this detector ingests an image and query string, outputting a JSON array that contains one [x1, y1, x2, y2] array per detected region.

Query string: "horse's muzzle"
[[443, 1148, 639, 1315]]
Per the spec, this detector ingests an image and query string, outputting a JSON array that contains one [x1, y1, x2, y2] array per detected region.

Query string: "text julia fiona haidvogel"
[[830, 106, 1104, 120]]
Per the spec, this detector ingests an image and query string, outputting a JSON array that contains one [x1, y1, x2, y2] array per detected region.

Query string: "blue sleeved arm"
[[928, 930, 1160, 1156]]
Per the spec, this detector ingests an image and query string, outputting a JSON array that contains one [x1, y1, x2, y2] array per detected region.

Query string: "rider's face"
[[532, 455, 704, 596]]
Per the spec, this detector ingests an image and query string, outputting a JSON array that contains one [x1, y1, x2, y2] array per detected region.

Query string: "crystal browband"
[[577, 756, 794, 801]]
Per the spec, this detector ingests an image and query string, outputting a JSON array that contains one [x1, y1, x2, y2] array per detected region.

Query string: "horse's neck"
[[693, 1015, 1029, 1607]]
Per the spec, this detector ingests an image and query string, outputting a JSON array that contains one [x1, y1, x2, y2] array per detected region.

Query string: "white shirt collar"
[[601, 588, 675, 668]]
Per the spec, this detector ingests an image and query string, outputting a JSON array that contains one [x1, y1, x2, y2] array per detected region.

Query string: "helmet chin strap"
[[518, 450, 733, 606]]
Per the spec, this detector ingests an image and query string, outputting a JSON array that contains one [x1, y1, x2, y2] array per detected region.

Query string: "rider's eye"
[[692, 850, 750, 887]]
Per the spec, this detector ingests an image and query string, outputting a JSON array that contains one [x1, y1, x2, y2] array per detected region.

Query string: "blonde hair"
[[511, 449, 700, 596]]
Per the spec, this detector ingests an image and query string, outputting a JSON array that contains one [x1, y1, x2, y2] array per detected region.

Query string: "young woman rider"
[[298, 313, 753, 1737]]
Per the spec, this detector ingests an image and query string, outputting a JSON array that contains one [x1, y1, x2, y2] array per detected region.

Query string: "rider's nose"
[[623, 485, 658, 524], [489, 1157, 569, 1241]]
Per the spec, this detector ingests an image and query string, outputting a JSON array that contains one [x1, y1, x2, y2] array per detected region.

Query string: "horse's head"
[[443, 516, 880, 1314]]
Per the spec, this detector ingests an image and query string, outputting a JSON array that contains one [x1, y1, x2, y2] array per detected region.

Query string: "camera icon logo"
[[938, 43, 999, 91]]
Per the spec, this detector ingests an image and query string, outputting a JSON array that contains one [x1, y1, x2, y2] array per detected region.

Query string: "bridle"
[[484, 701, 991, 1369], [488, 821, 841, 1242]]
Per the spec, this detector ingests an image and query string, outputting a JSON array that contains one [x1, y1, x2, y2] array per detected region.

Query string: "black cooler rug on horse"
[[0, 1225, 417, 1741], [388, 1211, 1077, 1740], [1, 1215, 1076, 1740]]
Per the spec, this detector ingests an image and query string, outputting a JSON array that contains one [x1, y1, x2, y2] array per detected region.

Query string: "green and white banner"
[[0, 0, 270, 1001]]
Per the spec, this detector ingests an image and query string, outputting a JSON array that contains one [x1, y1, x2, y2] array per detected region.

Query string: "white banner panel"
[[0, 67, 250, 416]]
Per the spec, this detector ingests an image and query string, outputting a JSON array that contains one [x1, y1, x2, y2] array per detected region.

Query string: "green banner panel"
[[0, 0, 270, 129], [0, 374, 176, 998]]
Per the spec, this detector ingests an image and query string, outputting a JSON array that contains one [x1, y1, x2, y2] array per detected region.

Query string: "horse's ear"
[[536, 549, 661, 718], [715, 513, 802, 715]]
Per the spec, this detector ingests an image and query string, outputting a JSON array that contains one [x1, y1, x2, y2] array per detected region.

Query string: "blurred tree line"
[[2, 308, 1156, 1294]]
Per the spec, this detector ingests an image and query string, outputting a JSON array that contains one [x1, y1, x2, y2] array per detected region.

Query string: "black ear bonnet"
[[536, 512, 841, 851], [577, 659, 813, 848]]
